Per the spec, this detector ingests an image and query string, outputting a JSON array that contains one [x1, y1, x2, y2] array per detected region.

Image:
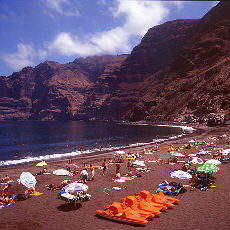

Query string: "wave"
[[0, 136, 176, 167], [0, 124, 195, 167]]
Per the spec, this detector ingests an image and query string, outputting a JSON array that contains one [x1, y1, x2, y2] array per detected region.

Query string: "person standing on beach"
[[81, 169, 88, 183], [90, 164, 95, 181], [115, 162, 121, 176], [68, 157, 72, 164], [102, 159, 107, 175], [127, 159, 132, 176]]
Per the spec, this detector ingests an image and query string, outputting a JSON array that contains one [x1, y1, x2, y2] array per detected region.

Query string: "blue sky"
[[0, 0, 219, 76]]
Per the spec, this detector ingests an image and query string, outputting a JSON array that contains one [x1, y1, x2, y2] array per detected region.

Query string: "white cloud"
[[2, 44, 35, 70], [44, 0, 80, 17], [170, 1, 185, 10], [2, 44, 48, 71], [113, 0, 169, 36], [48, 0, 169, 56], [211, 1, 219, 7]]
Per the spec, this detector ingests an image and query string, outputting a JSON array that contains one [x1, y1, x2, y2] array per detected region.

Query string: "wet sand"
[[0, 124, 230, 230]]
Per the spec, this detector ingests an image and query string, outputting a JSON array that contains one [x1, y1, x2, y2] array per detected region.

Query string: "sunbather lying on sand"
[[1, 175, 10, 183], [1, 195, 15, 206], [61, 180, 71, 188], [36, 168, 48, 175], [1, 184, 11, 197], [45, 184, 61, 190], [27, 187, 36, 194]]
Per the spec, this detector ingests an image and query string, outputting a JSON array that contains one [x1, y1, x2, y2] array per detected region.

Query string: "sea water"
[[0, 121, 193, 167]]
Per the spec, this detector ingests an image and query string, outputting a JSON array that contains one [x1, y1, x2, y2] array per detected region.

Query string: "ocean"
[[0, 121, 193, 167]]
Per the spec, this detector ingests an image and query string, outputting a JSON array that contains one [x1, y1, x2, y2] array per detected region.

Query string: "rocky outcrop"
[[0, 55, 127, 120]]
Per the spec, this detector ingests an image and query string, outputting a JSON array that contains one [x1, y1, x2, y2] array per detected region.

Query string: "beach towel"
[[30, 191, 43, 196], [113, 178, 126, 183], [0, 180, 15, 185], [112, 187, 121, 191]]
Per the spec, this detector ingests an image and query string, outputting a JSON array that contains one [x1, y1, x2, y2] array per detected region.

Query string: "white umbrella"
[[53, 169, 70, 176], [220, 149, 230, 155], [115, 151, 125, 155], [19, 172, 37, 188], [36, 161, 47, 167], [205, 159, 221, 165], [132, 160, 145, 167], [170, 170, 192, 179], [188, 157, 203, 164], [63, 182, 88, 194], [189, 140, 196, 143]]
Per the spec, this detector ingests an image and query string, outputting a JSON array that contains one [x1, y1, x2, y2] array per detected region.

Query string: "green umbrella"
[[197, 163, 219, 173]]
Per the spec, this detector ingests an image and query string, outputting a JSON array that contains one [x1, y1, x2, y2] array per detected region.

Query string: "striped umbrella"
[[197, 163, 219, 173], [19, 172, 37, 188], [170, 170, 192, 179], [63, 182, 88, 194], [188, 157, 203, 165]]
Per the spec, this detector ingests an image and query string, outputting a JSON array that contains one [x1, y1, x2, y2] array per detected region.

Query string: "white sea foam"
[[0, 125, 193, 167], [156, 124, 194, 132]]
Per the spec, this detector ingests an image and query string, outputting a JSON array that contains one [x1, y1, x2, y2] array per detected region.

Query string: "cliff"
[[0, 1, 230, 125], [0, 55, 127, 120]]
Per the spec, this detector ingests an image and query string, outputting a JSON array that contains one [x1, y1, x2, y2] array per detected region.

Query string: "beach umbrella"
[[188, 157, 203, 165], [36, 161, 47, 167], [115, 151, 125, 155], [189, 140, 196, 143], [19, 172, 37, 188], [220, 149, 230, 155], [53, 169, 70, 176], [197, 163, 219, 173], [170, 152, 185, 157], [170, 170, 192, 179], [132, 160, 145, 167], [205, 159, 221, 165], [63, 182, 88, 194]]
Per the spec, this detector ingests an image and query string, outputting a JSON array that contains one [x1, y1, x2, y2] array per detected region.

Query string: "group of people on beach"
[[0, 175, 15, 207], [1, 133, 230, 211]]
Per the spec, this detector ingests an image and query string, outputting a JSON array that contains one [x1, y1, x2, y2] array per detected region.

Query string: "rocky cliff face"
[[103, 1, 230, 124], [0, 55, 127, 120], [0, 1, 230, 124]]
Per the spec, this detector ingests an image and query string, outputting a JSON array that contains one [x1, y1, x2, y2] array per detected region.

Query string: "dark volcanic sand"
[[0, 125, 230, 230]]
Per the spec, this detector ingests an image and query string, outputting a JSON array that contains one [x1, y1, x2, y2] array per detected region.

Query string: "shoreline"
[[0, 122, 200, 170]]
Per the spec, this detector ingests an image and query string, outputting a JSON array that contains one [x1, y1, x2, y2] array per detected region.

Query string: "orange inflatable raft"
[[96, 202, 148, 224]]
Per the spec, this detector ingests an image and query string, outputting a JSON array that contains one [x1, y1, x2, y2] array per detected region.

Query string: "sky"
[[0, 0, 219, 76]]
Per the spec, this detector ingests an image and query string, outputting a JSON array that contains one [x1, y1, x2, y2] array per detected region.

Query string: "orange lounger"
[[96, 202, 148, 224], [135, 192, 168, 210], [138, 190, 175, 207], [157, 192, 179, 203], [151, 194, 175, 207], [121, 196, 156, 218]]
